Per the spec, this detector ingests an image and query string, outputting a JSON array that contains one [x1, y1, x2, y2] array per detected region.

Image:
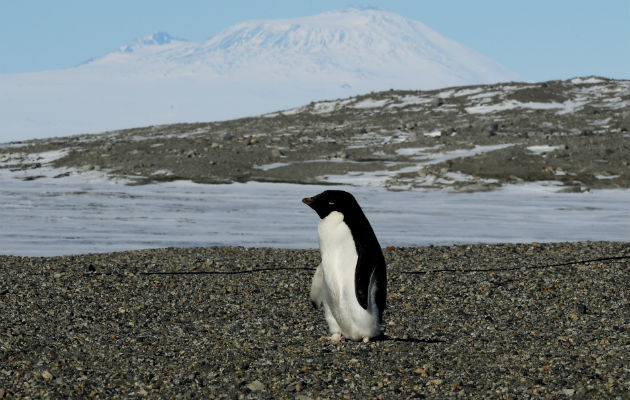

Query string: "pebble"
[[246, 380, 264, 392]]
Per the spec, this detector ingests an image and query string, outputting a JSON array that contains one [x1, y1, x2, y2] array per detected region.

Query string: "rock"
[[413, 368, 428, 376], [41, 370, 53, 381], [286, 382, 302, 392], [246, 380, 264, 392], [431, 98, 443, 107], [488, 122, 499, 136], [270, 148, 283, 160]]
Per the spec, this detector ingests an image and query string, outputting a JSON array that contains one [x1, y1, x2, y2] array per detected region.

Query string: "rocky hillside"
[[1, 77, 628, 192]]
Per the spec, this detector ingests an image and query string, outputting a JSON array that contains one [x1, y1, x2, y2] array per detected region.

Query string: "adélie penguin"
[[302, 190, 386, 343]]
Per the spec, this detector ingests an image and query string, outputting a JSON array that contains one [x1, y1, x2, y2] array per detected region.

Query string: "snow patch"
[[596, 174, 620, 180], [387, 95, 432, 108], [526, 145, 562, 155], [453, 87, 484, 97], [324, 144, 515, 187], [352, 98, 390, 109], [571, 77, 605, 84], [466, 100, 565, 114], [0, 149, 70, 167], [253, 162, 291, 171], [151, 169, 174, 176]]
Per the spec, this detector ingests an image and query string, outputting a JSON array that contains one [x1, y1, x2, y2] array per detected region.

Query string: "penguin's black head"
[[302, 190, 361, 220]]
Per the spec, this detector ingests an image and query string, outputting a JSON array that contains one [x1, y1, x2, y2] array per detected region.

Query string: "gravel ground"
[[1, 241, 629, 398]]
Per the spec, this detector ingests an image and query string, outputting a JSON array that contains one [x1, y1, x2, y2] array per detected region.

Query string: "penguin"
[[302, 190, 386, 342]]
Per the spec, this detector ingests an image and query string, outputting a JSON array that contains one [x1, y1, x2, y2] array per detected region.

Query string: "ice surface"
[[0, 170, 627, 256]]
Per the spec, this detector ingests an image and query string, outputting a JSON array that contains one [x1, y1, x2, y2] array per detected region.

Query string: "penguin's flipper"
[[354, 248, 375, 310], [310, 263, 324, 308], [354, 247, 386, 312]]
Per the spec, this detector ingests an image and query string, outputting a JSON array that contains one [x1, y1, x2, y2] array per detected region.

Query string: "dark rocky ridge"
[[1, 76, 628, 192], [1, 242, 628, 398]]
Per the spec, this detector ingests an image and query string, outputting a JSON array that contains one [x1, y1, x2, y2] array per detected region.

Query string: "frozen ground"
[[1, 168, 627, 256]]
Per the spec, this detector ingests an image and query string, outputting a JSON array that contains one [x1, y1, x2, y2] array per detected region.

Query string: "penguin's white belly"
[[317, 211, 380, 340]]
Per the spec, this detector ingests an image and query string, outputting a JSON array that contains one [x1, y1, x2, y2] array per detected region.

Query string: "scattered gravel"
[[1, 241, 628, 398]]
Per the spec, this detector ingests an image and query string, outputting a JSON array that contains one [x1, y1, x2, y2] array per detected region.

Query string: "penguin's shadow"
[[373, 334, 445, 344]]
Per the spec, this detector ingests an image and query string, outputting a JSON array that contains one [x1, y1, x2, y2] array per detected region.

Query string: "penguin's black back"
[[343, 199, 387, 315]]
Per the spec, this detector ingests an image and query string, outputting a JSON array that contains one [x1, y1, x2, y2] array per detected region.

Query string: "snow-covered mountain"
[[0, 8, 519, 142]]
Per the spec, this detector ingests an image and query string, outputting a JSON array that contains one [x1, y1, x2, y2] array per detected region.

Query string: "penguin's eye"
[[328, 201, 335, 205]]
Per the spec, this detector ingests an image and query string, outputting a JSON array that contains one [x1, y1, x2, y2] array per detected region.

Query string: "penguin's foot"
[[322, 333, 343, 344]]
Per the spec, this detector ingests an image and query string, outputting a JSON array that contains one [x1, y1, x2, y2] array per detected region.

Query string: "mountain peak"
[[120, 32, 185, 53], [83, 8, 517, 88], [322, 6, 386, 15], [143, 32, 179, 45], [196, 8, 517, 85]]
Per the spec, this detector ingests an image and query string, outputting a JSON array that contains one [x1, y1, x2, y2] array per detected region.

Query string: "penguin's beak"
[[302, 197, 313, 206]]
